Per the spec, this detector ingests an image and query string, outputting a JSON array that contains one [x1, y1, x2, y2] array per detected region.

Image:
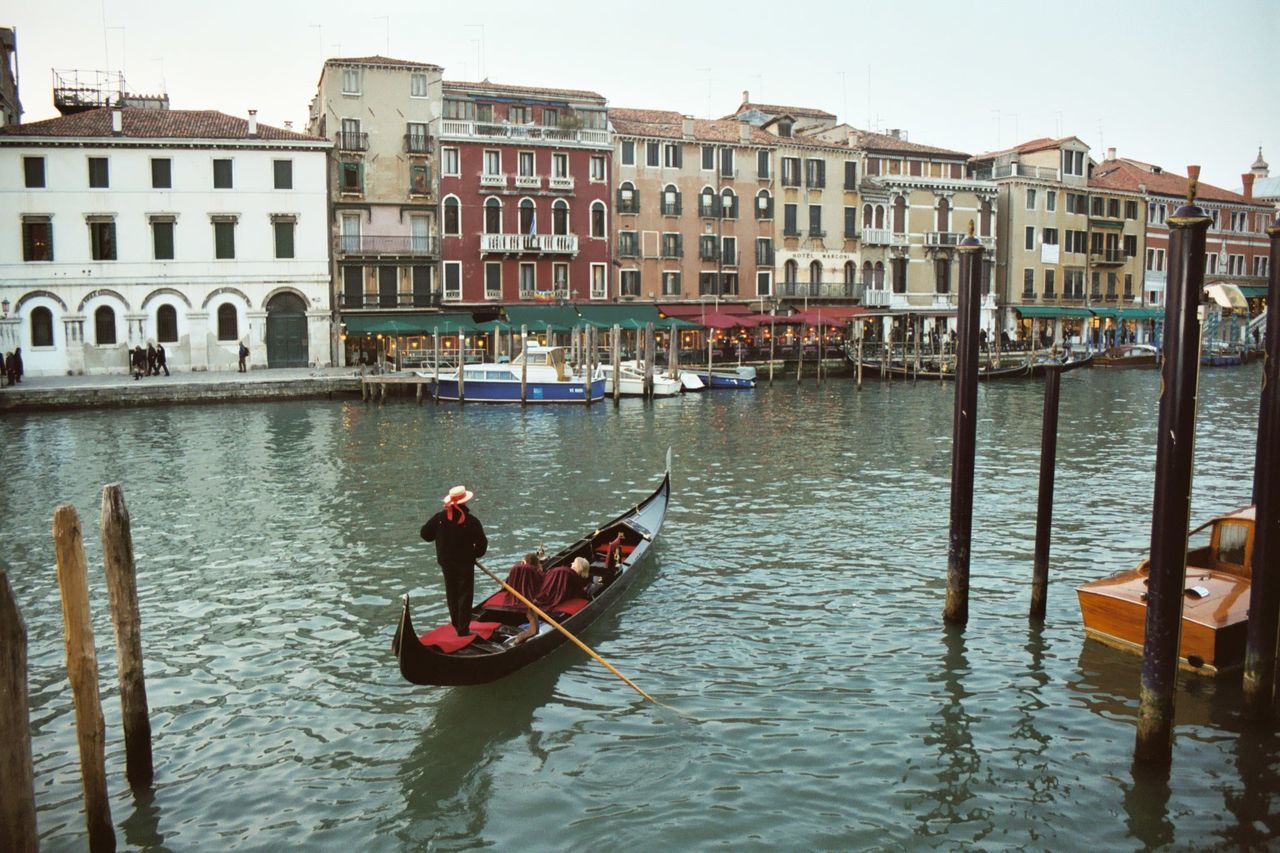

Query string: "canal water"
[[2, 364, 1275, 850]]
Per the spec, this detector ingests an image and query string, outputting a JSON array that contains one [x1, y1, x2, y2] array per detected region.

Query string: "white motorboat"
[[603, 362, 683, 397]]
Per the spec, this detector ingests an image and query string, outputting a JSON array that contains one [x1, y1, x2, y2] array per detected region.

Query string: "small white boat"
[[603, 362, 683, 397], [417, 344, 604, 403]]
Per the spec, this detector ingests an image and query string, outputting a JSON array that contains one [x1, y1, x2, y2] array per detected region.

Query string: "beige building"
[[610, 108, 777, 304]]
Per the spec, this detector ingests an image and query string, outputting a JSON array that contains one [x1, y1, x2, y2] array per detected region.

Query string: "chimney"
[[742, 89, 750, 105], [682, 115, 694, 140], [248, 109, 258, 137], [111, 108, 123, 135], [283, 120, 293, 130], [1106, 147, 1116, 162], [1242, 173, 1255, 201]]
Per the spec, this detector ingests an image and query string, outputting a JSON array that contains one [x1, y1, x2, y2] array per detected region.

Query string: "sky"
[[7, 0, 1279, 191]]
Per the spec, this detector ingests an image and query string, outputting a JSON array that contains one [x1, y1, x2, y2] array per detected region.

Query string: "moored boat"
[[604, 362, 683, 397], [392, 456, 671, 686], [1075, 505, 1255, 674], [694, 365, 757, 389], [849, 356, 1030, 381], [1028, 352, 1094, 377], [417, 344, 604, 403], [1093, 344, 1160, 368]]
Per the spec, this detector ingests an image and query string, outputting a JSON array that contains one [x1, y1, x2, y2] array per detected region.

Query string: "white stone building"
[[0, 106, 332, 375]]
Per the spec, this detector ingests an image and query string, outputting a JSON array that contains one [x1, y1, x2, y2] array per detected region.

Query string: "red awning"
[[787, 307, 865, 327]]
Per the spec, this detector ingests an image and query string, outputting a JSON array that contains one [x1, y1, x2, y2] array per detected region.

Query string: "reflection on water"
[[0, 363, 1275, 848]]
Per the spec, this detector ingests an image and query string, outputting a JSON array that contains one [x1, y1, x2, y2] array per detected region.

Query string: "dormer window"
[[779, 120, 793, 138]]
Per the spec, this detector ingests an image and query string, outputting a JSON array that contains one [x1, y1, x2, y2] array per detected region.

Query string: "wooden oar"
[[475, 559, 658, 705]]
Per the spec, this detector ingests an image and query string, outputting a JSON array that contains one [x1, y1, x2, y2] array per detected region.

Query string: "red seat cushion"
[[419, 621, 502, 654], [552, 597, 590, 616], [594, 542, 636, 555]]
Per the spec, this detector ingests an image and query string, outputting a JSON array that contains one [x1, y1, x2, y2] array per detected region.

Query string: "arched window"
[[590, 201, 606, 239], [662, 184, 681, 216], [874, 205, 885, 229], [217, 303, 238, 341], [809, 261, 822, 284], [862, 204, 873, 228], [484, 197, 502, 234], [31, 306, 54, 347], [721, 188, 737, 220], [862, 260, 874, 288], [980, 199, 992, 237], [701, 186, 716, 217], [893, 197, 907, 234], [874, 261, 885, 289], [443, 196, 461, 236], [844, 261, 855, 284], [784, 260, 798, 284], [157, 304, 178, 343], [552, 199, 569, 236], [936, 197, 951, 232], [94, 305, 117, 345], [519, 198, 535, 234], [618, 181, 637, 213], [755, 189, 771, 219]]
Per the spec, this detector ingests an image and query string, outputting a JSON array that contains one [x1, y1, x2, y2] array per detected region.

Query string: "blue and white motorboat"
[[693, 365, 757, 389], [418, 345, 605, 403]]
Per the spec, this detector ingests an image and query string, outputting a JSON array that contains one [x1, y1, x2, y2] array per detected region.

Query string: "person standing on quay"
[[131, 345, 146, 380], [3, 350, 13, 386], [420, 486, 488, 636], [238, 341, 249, 373], [11, 347, 22, 384], [156, 342, 170, 376], [146, 342, 158, 376]]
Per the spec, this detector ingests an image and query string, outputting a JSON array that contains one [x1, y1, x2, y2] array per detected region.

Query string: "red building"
[[438, 80, 612, 307]]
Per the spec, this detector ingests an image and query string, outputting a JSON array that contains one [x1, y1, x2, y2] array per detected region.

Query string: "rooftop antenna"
[[465, 24, 486, 79], [373, 16, 389, 55], [107, 25, 126, 89], [151, 56, 166, 93], [1097, 120, 1105, 158], [309, 24, 323, 62], [991, 109, 1001, 149], [1055, 110, 1063, 138], [866, 65, 871, 130], [100, 0, 108, 68], [839, 71, 847, 124], [700, 67, 713, 118]]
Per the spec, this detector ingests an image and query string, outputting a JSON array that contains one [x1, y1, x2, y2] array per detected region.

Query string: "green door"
[[266, 293, 309, 367]]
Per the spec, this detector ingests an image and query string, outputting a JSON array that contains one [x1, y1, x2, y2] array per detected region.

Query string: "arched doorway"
[[266, 292, 308, 367]]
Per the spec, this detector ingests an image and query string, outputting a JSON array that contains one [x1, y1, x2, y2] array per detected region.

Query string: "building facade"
[[0, 107, 332, 375], [0, 28, 19, 127], [438, 80, 612, 306]]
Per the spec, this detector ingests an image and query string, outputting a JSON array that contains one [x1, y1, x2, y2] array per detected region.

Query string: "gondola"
[[392, 455, 671, 686], [1028, 353, 1094, 377], [848, 357, 1030, 381]]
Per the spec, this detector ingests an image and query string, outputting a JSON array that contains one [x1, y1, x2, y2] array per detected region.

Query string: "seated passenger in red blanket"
[[536, 557, 590, 610], [502, 552, 544, 604]]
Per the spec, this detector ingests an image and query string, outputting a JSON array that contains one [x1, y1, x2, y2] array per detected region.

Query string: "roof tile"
[[0, 107, 325, 142]]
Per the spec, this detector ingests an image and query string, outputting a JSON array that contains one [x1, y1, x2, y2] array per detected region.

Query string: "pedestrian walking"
[[132, 346, 145, 380], [12, 347, 22, 384], [146, 342, 157, 376], [156, 342, 170, 376], [238, 341, 249, 373]]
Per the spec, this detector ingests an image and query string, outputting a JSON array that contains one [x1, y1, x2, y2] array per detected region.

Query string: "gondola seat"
[[594, 542, 636, 557], [551, 597, 590, 617], [419, 621, 502, 654]]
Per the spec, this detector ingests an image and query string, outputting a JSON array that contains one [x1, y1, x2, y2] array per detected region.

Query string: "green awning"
[[503, 304, 582, 332], [343, 312, 477, 335], [575, 304, 661, 330], [1238, 286, 1269, 299], [472, 319, 513, 334], [1014, 306, 1093, 318], [1117, 308, 1164, 320], [1088, 307, 1120, 320]]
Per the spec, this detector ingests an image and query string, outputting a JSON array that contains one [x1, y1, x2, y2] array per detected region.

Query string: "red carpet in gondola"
[[419, 621, 502, 654]]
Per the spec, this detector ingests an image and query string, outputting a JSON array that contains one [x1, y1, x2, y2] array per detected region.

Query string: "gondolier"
[[421, 485, 488, 636]]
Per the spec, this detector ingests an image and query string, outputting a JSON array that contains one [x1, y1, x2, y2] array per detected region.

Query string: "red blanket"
[[418, 621, 502, 654]]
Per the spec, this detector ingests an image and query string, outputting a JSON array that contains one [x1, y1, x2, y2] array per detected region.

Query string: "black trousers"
[[441, 564, 474, 635]]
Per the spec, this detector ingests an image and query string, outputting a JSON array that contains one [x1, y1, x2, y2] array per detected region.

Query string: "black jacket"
[[421, 506, 487, 570]]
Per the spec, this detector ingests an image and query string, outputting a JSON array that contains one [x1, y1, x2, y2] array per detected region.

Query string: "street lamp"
[[1, 298, 9, 317]]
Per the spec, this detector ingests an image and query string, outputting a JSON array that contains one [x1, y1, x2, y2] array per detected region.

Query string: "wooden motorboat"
[[1076, 505, 1255, 674], [1093, 344, 1160, 368], [392, 457, 671, 686]]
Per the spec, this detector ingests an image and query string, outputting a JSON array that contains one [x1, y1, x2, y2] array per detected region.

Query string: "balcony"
[[862, 228, 909, 247], [862, 289, 892, 308], [776, 281, 860, 300], [479, 172, 508, 189], [549, 175, 575, 191], [404, 134, 432, 154], [337, 131, 369, 152], [480, 233, 579, 255], [1090, 249, 1127, 266], [990, 163, 1059, 180], [807, 227, 826, 238], [514, 174, 542, 189], [336, 235, 439, 257], [339, 292, 442, 310], [925, 231, 962, 247], [439, 120, 612, 149]]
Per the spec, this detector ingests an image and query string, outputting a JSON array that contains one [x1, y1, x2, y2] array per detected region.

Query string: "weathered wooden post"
[[1135, 168, 1210, 765], [52, 504, 115, 851], [943, 224, 984, 626], [670, 322, 679, 380], [456, 334, 466, 405], [100, 485, 153, 790], [817, 321, 825, 383], [856, 332, 864, 389], [1243, 213, 1280, 720], [1030, 366, 1062, 621], [795, 326, 804, 383], [432, 331, 441, 403], [520, 325, 528, 406], [645, 322, 656, 400], [0, 568, 38, 853], [416, 381, 423, 405], [583, 325, 593, 406], [706, 329, 713, 387], [611, 323, 621, 403]]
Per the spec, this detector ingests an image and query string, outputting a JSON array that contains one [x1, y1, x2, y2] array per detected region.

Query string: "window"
[[1064, 269, 1084, 298], [892, 258, 907, 293], [410, 72, 429, 97], [213, 158, 233, 189], [1062, 149, 1084, 176], [1123, 234, 1137, 257], [443, 147, 460, 176], [618, 230, 638, 257], [89, 218, 116, 260], [620, 270, 641, 297], [552, 263, 569, 294], [935, 258, 951, 294], [508, 106, 528, 124], [485, 262, 502, 299], [866, 157, 881, 176], [662, 271, 681, 296], [662, 232, 683, 258], [781, 157, 800, 186], [1046, 191, 1057, 212], [699, 235, 718, 260], [845, 207, 857, 239], [270, 159, 293, 190], [590, 156, 606, 182], [443, 98, 474, 120], [31, 307, 54, 347], [756, 270, 771, 297], [552, 153, 568, 178], [484, 150, 501, 176], [1044, 268, 1056, 297], [621, 140, 635, 166], [661, 185, 681, 216], [157, 305, 178, 343], [1108, 198, 1120, 218], [1146, 247, 1165, 272], [701, 145, 715, 170], [979, 200, 992, 237], [1124, 273, 1134, 296], [444, 261, 462, 300], [410, 163, 430, 195], [1091, 271, 1101, 296], [1107, 272, 1118, 296], [1025, 226, 1035, 251], [699, 272, 719, 296], [720, 148, 735, 178], [406, 122, 430, 154], [552, 199, 568, 235], [805, 158, 825, 188], [273, 218, 296, 259], [542, 108, 559, 127], [590, 202, 606, 238], [1042, 228, 1059, 245], [618, 181, 639, 213], [444, 197, 461, 235], [151, 217, 175, 260], [519, 199, 535, 234], [758, 150, 771, 179], [1125, 200, 1138, 220], [844, 160, 857, 190], [756, 237, 773, 265], [808, 205, 823, 237], [722, 236, 736, 265], [756, 190, 773, 220], [699, 188, 718, 218], [24, 156, 45, 188], [784, 261, 799, 284], [340, 214, 361, 252], [784, 203, 798, 236], [721, 189, 736, 220], [1026, 188, 1037, 210], [213, 217, 236, 259], [151, 158, 172, 189], [342, 68, 361, 95], [646, 142, 660, 167], [1023, 269, 1035, 297], [22, 216, 53, 261], [656, 143, 678, 168], [88, 157, 109, 188], [91, 305, 116, 345], [936, 198, 950, 233], [484, 198, 502, 234], [217, 303, 238, 340], [590, 263, 607, 299], [340, 161, 363, 193]]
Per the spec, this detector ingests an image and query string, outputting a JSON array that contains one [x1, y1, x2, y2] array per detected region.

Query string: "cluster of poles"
[[943, 174, 1280, 767]]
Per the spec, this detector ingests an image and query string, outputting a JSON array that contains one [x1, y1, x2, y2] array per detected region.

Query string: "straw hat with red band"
[[442, 485, 474, 506]]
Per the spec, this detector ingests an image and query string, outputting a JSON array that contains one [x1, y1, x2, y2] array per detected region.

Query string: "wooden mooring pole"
[[0, 568, 38, 853], [645, 322, 656, 401], [520, 325, 528, 406], [52, 504, 115, 851], [100, 484, 153, 789], [611, 323, 621, 404], [1135, 169, 1210, 765], [943, 225, 984, 626], [1030, 365, 1062, 621], [1243, 213, 1280, 720]]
